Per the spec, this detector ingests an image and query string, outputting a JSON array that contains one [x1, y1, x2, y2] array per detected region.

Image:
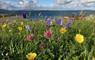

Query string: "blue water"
[[1, 10, 95, 19], [25, 10, 95, 19]]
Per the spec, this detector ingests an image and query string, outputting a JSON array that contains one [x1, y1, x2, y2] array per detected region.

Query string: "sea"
[[0, 10, 95, 19], [26, 10, 95, 19]]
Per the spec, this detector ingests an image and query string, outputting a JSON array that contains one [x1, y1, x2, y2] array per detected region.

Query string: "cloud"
[[16, 0, 37, 9], [81, 0, 95, 3], [80, 0, 95, 7], [0, 0, 18, 10], [0, 0, 95, 10], [55, 0, 72, 5]]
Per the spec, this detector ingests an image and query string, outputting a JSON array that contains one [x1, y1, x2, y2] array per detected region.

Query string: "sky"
[[0, 0, 95, 6], [38, 0, 54, 6], [0, 0, 95, 10], [0, 0, 54, 6]]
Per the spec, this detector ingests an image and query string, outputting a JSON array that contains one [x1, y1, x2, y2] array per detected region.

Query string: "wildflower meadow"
[[0, 17, 95, 60]]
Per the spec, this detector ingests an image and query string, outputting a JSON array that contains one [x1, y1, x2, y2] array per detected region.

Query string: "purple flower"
[[23, 13, 27, 18], [45, 16, 48, 20], [26, 25, 31, 31], [65, 19, 73, 28], [45, 18, 52, 26], [56, 19, 63, 25]]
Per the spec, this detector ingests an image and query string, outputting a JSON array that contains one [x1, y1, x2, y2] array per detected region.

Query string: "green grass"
[[0, 18, 95, 60]]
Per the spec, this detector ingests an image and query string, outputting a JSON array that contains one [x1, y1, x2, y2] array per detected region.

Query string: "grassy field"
[[0, 17, 95, 60]]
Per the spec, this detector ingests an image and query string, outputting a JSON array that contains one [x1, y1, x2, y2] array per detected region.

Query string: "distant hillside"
[[0, 9, 9, 13], [0, 9, 21, 16]]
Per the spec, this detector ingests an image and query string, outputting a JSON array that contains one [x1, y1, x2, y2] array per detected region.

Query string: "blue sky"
[[38, 0, 54, 6], [0, 0, 95, 10], [1, 0, 95, 6], [0, 0, 54, 6]]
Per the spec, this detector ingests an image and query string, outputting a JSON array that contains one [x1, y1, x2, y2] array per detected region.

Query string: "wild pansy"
[[23, 13, 27, 18], [64, 19, 73, 28], [45, 16, 48, 20], [25, 25, 31, 31], [45, 18, 52, 26], [56, 19, 63, 26]]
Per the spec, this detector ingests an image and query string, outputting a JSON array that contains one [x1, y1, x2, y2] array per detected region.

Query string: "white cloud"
[[16, 0, 37, 9], [56, 0, 72, 4], [0, 0, 95, 10], [80, 0, 95, 7], [81, 0, 95, 3]]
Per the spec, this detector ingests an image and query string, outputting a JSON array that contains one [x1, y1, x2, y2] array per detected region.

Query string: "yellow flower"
[[2, 24, 7, 28], [21, 22, 24, 26], [9, 30, 12, 32], [60, 27, 67, 34], [18, 27, 23, 31], [26, 52, 37, 60], [75, 34, 84, 44]]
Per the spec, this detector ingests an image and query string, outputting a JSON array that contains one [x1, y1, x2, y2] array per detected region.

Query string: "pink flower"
[[26, 34, 34, 41], [44, 29, 52, 39], [39, 42, 45, 49]]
